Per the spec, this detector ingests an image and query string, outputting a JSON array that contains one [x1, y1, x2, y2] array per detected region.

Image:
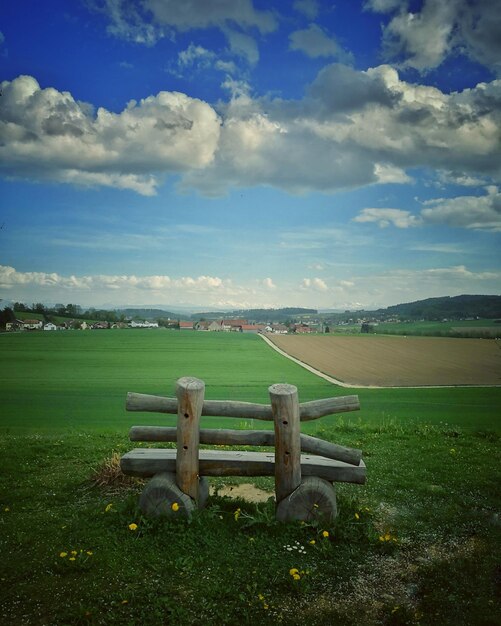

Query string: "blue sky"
[[0, 0, 500, 311]]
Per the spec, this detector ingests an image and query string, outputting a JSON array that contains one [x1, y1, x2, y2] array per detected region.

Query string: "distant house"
[[6, 320, 23, 331], [43, 323, 57, 331], [221, 319, 248, 331], [194, 321, 211, 331], [270, 324, 288, 334], [22, 319, 43, 330], [294, 324, 313, 334], [128, 320, 159, 328], [179, 321, 194, 330], [208, 321, 221, 331], [92, 321, 109, 330], [240, 324, 265, 334]]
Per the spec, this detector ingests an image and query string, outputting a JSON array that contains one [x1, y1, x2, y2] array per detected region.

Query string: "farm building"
[[43, 323, 57, 331], [179, 321, 194, 330], [22, 319, 43, 330], [239, 324, 265, 333]]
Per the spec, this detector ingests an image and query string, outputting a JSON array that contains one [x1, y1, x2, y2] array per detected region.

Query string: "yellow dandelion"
[[289, 568, 299, 576], [86, 551, 93, 556], [128, 523, 138, 531], [292, 573, 301, 581], [59, 552, 68, 558], [4, 507, 9, 512], [258, 594, 265, 601], [69, 557, 76, 561], [171, 502, 180, 512], [322, 530, 329, 538], [105, 503, 113, 512], [354, 512, 360, 520], [234, 508, 241, 521], [263, 604, 269, 610], [71, 550, 78, 555], [309, 539, 316, 545], [379, 535, 385, 542], [384, 532, 391, 541]]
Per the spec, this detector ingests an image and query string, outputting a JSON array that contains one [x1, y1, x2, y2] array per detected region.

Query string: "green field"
[[1, 329, 500, 433], [372, 319, 501, 338], [1, 330, 500, 625]]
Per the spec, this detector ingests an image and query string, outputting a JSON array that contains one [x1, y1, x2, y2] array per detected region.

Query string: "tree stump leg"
[[139, 472, 196, 518], [276, 476, 337, 523]]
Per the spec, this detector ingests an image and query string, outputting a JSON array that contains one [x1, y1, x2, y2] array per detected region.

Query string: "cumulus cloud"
[[182, 64, 501, 195], [289, 24, 352, 61], [421, 187, 501, 232], [367, 0, 501, 73], [301, 277, 328, 291], [0, 75, 220, 194], [354, 208, 422, 228], [0, 265, 231, 296], [262, 277, 277, 289], [2, 64, 501, 196], [354, 188, 501, 232]]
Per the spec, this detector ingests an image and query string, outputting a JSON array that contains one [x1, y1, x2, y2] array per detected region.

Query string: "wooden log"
[[126, 392, 360, 421], [129, 426, 362, 466], [176, 377, 204, 503], [276, 476, 337, 523], [269, 384, 302, 503], [121, 448, 367, 484], [139, 472, 196, 518]]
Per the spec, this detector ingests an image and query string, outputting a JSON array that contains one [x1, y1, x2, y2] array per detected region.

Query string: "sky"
[[0, 0, 500, 312]]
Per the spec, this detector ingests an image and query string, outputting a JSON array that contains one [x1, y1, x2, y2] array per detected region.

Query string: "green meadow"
[[0, 330, 500, 625]]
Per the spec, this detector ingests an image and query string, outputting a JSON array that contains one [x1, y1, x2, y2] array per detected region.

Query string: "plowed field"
[[266, 335, 501, 387]]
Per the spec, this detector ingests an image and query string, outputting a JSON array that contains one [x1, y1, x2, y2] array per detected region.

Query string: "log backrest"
[[126, 377, 362, 503]]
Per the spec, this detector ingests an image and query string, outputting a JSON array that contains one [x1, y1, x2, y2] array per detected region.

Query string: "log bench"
[[120, 377, 366, 522]]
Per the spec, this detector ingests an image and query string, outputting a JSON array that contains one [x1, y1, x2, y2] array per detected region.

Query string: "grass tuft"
[[90, 451, 143, 493]]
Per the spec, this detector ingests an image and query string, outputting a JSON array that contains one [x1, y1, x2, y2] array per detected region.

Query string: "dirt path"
[[260, 333, 501, 389]]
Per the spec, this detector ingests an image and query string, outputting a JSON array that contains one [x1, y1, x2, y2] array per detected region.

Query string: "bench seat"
[[121, 448, 366, 484]]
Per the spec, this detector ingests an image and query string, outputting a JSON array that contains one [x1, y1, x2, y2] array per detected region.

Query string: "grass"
[[372, 319, 501, 338], [1, 330, 500, 432], [0, 330, 500, 624], [1, 424, 499, 625]]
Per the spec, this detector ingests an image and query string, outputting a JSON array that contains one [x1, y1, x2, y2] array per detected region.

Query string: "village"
[[4, 317, 319, 334]]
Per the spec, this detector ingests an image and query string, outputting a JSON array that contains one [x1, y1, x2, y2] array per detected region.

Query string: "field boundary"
[[259, 333, 501, 389]]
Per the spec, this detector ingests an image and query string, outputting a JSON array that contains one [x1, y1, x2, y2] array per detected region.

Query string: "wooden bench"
[[121, 377, 366, 522]]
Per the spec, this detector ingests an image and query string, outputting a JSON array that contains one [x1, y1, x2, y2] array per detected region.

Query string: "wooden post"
[[176, 376, 205, 503], [269, 383, 301, 504]]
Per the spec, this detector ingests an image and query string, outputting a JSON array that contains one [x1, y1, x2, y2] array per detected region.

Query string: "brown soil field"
[[266, 335, 501, 387]]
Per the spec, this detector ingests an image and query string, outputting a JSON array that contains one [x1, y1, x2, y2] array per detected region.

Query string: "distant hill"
[[373, 295, 501, 320], [191, 307, 317, 322], [116, 308, 180, 320]]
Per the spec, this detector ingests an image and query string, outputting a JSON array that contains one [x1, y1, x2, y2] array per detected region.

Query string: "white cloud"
[[368, 0, 501, 73], [354, 208, 422, 228], [224, 28, 259, 65], [301, 277, 328, 291], [262, 277, 277, 289], [0, 75, 221, 195], [289, 24, 352, 61], [354, 189, 501, 232], [2, 65, 501, 196], [92, 0, 277, 64], [421, 188, 501, 232], [178, 43, 215, 68]]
